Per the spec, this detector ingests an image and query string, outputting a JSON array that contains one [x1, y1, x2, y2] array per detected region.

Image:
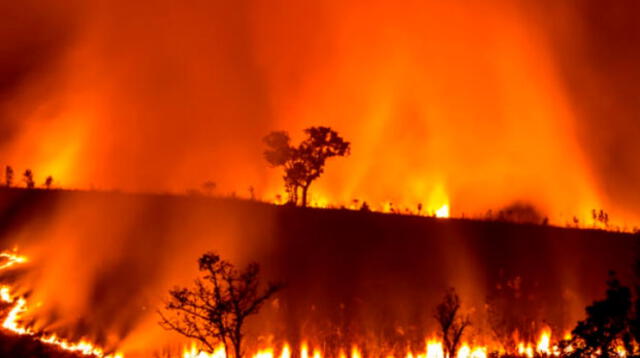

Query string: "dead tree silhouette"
[[434, 288, 470, 358], [159, 252, 282, 358]]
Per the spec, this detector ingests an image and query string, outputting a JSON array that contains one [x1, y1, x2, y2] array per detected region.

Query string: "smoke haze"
[[1, 0, 639, 225]]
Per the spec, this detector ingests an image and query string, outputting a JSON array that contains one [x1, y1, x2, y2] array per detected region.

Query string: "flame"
[[183, 342, 226, 358], [280, 344, 291, 358], [435, 204, 450, 218], [254, 348, 274, 358], [456, 344, 487, 358], [536, 329, 551, 355], [426, 340, 444, 358], [0, 250, 122, 358], [0, 250, 587, 358], [351, 346, 362, 358], [457, 345, 471, 358], [517, 342, 533, 358], [177, 334, 569, 358], [0, 251, 27, 270]]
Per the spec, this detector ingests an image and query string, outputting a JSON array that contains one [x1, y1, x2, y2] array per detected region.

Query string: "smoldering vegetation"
[[0, 188, 636, 356]]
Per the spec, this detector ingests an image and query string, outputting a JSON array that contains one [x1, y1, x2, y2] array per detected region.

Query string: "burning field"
[[1, 0, 640, 357], [0, 189, 637, 358]]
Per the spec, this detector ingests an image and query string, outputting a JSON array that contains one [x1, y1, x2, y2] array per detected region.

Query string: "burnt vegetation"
[[0, 190, 635, 357]]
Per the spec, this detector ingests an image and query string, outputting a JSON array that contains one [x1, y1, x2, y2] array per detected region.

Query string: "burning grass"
[[0, 250, 122, 358], [0, 190, 635, 358], [0, 248, 625, 358]]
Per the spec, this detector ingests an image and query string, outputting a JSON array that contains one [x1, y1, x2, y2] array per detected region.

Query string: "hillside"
[[0, 188, 636, 356]]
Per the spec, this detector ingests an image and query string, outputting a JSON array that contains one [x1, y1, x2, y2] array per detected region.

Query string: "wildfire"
[[0, 250, 619, 358], [425, 340, 444, 358], [0, 250, 27, 270], [536, 329, 551, 355], [183, 343, 226, 358], [435, 204, 450, 218], [181, 333, 566, 358], [457, 345, 486, 358], [0, 250, 122, 358]]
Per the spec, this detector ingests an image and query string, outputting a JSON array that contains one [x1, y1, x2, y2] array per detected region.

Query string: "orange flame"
[[178, 334, 576, 358], [0, 250, 122, 358], [0, 250, 600, 358]]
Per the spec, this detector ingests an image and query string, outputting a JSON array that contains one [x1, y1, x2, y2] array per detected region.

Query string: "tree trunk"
[[302, 184, 310, 207], [232, 326, 243, 358], [223, 341, 230, 358]]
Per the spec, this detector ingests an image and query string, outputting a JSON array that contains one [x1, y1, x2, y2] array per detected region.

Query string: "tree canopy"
[[263, 126, 350, 207], [159, 252, 282, 358]]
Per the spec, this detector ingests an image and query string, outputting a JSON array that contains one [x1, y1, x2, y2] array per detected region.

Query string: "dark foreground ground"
[[0, 187, 636, 357], [0, 331, 86, 358]]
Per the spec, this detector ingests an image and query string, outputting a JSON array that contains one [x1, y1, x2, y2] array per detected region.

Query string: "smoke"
[[2, 191, 637, 357], [0, 0, 638, 225], [1, 2, 640, 353], [538, 0, 640, 222]]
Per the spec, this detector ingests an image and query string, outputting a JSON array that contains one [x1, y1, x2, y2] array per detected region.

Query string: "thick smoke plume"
[[1, 0, 639, 224]]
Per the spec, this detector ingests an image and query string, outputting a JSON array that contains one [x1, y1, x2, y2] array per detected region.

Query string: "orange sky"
[[0, 0, 639, 227]]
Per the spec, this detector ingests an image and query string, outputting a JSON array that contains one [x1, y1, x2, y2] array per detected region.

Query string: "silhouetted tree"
[[434, 288, 470, 358], [360, 202, 370, 212], [22, 170, 34, 189], [592, 209, 610, 228], [4, 166, 13, 187], [202, 181, 217, 196], [44, 176, 53, 189], [572, 216, 580, 228], [159, 252, 282, 358], [263, 127, 350, 207], [563, 272, 633, 358]]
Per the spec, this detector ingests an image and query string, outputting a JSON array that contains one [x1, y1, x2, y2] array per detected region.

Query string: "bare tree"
[[4, 166, 13, 187], [263, 127, 350, 207], [159, 252, 282, 358], [44, 176, 53, 189], [23, 169, 34, 189], [434, 288, 470, 358]]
